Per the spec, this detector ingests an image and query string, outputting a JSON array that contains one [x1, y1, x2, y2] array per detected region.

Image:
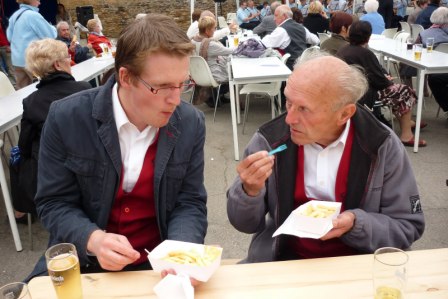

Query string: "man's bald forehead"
[[294, 56, 348, 75]]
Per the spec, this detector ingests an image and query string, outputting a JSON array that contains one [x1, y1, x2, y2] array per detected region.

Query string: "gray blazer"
[[253, 15, 277, 37]]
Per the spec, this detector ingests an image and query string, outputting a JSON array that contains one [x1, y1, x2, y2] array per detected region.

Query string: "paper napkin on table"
[[153, 274, 194, 299]]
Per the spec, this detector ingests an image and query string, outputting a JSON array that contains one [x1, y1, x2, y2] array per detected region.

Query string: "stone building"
[[60, 0, 238, 38]]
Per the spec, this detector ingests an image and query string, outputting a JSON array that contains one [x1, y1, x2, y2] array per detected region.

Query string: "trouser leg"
[[13, 66, 33, 89]]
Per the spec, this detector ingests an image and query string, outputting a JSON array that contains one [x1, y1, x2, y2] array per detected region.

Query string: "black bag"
[[10, 156, 37, 214]]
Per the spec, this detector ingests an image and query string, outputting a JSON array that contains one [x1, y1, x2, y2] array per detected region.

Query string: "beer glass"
[[0, 282, 31, 299], [45, 243, 83, 299], [426, 37, 434, 53], [413, 44, 423, 61], [233, 36, 239, 47], [373, 247, 408, 299]]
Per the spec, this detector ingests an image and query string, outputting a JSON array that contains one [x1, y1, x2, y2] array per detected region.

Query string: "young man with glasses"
[[26, 14, 207, 281]]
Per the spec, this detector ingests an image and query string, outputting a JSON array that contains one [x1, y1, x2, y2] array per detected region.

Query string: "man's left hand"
[[320, 211, 355, 240]]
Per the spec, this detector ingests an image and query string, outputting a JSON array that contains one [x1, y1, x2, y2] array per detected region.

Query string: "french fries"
[[161, 246, 220, 266], [72, 35, 77, 43], [299, 204, 336, 218]]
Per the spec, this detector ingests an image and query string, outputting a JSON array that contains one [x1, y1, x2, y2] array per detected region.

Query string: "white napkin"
[[272, 212, 334, 239], [153, 274, 194, 299]]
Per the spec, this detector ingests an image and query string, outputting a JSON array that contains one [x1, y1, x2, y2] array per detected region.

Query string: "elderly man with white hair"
[[360, 0, 385, 34], [56, 21, 92, 64]]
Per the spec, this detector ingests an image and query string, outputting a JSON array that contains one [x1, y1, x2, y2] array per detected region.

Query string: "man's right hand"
[[237, 151, 274, 197], [69, 41, 76, 52], [87, 230, 140, 271]]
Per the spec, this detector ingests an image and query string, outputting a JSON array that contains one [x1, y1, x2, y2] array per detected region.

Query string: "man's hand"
[[6, 46, 11, 53], [320, 211, 356, 240], [237, 151, 274, 197], [87, 230, 140, 271]]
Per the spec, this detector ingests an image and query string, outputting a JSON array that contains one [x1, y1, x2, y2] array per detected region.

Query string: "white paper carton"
[[272, 200, 341, 239], [148, 240, 222, 282]]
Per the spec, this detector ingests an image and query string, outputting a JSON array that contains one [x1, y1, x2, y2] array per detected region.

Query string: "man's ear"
[[338, 103, 356, 126], [118, 66, 133, 88]]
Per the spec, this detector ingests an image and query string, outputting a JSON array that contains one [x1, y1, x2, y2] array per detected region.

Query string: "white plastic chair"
[[381, 28, 398, 39], [239, 54, 291, 134], [0, 71, 15, 151], [227, 13, 237, 24], [399, 22, 411, 34], [217, 16, 228, 29], [189, 56, 222, 122], [432, 43, 448, 117], [411, 24, 424, 41], [318, 32, 331, 44]]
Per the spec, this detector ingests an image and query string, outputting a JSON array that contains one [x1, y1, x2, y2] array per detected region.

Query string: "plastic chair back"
[[381, 28, 398, 39], [435, 43, 448, 54], [399, 22, 411, 34], [0, 72, 15, 97], [394, 32, 410, 43], [189, 56, 220, 88], [411, 24, 424, 40], [227, 13, 237, 23], [217, 16, 228, 29]]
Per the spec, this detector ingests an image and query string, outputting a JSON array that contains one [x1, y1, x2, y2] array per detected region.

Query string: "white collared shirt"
[[303, 119, 350, 201], [112, 83, 158, 192], [261, 19, 319, 49]]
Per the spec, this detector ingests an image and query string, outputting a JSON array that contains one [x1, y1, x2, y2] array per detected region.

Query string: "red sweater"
[[0, 26, 9, 47], [88, 33, 112, 54], [290, 123, 357, 259], [106, 139, 161, 265]]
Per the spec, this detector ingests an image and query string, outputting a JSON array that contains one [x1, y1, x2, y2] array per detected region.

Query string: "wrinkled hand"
[[320, 211, 356, 241], [237, 151, 274, 197], [87, 230, 140, 271], [69, 41, 76, 52], [161, 269, 201, 287]]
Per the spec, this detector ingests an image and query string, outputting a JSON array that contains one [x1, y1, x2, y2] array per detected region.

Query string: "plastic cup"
[[413, 44, 423, 61], [373, 247, 408, 299], [426, 37, 434, 53], [0, 282, 32, 299]]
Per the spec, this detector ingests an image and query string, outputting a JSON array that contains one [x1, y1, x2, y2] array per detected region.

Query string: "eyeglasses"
[[138, 76, 196, 95]]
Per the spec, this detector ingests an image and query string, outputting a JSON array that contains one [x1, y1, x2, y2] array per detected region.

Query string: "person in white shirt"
[[187, 10, 237, 40], [261, 5, 319, 70], [186, 9, 202, 39]]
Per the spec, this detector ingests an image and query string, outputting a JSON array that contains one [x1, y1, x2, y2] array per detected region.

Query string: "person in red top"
[[0, 17, 16, 86], [86, 18, 112, 55]]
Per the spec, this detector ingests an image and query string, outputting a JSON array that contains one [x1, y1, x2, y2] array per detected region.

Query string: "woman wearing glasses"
[[10, 39, 91, 223]]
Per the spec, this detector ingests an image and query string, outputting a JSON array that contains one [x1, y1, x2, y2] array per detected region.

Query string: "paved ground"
[[1, 95, 447, 286]]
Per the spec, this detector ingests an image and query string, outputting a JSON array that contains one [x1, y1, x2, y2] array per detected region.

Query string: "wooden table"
[[28, 248, 448, 298]]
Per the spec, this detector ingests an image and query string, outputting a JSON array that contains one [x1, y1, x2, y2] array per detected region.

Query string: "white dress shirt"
[[261, 19, 319, 49], [112, 83, 158, 192], [303, 120, 350, 201]]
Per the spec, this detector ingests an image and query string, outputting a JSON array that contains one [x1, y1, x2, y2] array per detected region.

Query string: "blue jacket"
[[28, 76, 208, 279], [6, 4, 57, 67], [415, 3, 439, 29], [360, 12, 386, 35]]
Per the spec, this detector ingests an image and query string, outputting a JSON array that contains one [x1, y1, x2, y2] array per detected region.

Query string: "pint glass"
[[45, 243, 82, 299]]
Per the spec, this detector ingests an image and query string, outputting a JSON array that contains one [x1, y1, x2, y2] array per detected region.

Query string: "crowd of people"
[[5, 0, 448, 288]]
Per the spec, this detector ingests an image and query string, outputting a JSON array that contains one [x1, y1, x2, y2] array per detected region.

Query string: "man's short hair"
[[25, 39, 69, 79], [276, 5, 293, 18], [16, 0, 33, 4], [296, 55, 368, 109], [271, 1, 281, 13], [308, 1, 324, 14], [417, 0, 429, 7], [114, 14, 194, 84], [364, 0, 379, 13], [56, 21, 69, 34], [198, 16, 216, 35], [192, 9, 202, 22], [330, 12, 353, 34], [349, 20, 372, 45], [430, 7, 448, 25], [86, 19, 98, 32]]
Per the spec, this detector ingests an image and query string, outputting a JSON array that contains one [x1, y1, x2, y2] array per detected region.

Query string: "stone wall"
[[60, 0, 238, 38]]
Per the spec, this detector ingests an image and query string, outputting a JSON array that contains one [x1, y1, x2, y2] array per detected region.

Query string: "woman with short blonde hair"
[[303, 1, 330, 35], [26, 39, 70, 79], [86, 18, 112, 55]]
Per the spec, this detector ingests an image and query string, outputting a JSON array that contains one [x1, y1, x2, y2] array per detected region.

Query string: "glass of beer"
[[45, 243, 83, 299], [233, 36, 239, 47], [373, 247, 408, 299], [426, 37, 434, 53], [413, 44, 423, 61], [0, 282, 32, 299]]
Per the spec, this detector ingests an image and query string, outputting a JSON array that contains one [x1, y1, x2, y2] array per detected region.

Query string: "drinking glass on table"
[[0, 282, 32, 299], [45, 243, 83, 299], [413, 44, 423, 61], [373, 247, 408, 299], [406, 37, 414, 51], [426, 37, 435, 53]]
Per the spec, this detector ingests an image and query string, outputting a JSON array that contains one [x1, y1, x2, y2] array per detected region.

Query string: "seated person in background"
[[291, 7, 305, 23], [337, 21, 426, 147], [341, 0, 355, 15], [87, 18, 112, 55], [407, 0, 429, 24], [188, 10, 237, 41], [226, 55, 425, 263], [237, 0, 261, 30], [360, 0, 385, 34], [26, 14, 207, 281], [254, 1, 282, 37], [328, 0, 347, 14], [262, 5, 319, 70], [260, 1, 272, 18], [55, 3, 75, 36], [415, 0, 440, 28], [11, 39, 91, 219], [187, 9, 203, 39], [299, 0, 310, 16], [56, 21, 92, 64], [320, 11, 353, 54], [303, 1, 330, 35], [248, 0, 262, 24], [289, 0, 299, 9], [391, 7, 404, 29]]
